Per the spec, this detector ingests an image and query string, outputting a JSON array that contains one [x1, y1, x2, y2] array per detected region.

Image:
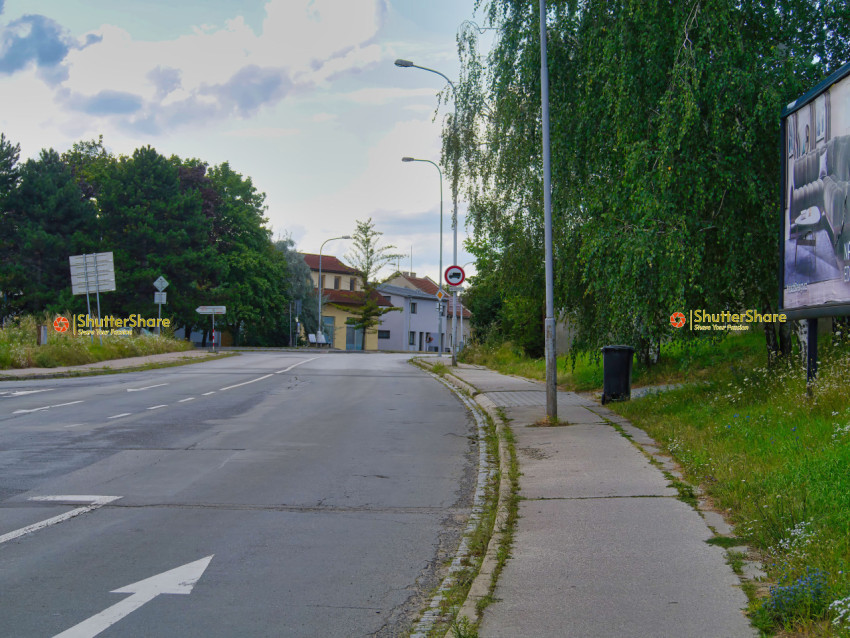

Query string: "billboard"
[[780, 62, 850, 319]]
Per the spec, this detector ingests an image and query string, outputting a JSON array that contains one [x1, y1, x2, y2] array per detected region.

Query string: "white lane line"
[[202, 391, 215, 396], [13, 400, 84, 414], [0, 388, 53, 398], [0, 495, 121, 546], [63, 423, 84, 428], [146, 405, 167, 410], [219, 374, 273, 391], [108, 413, 132, 419], [275, 357, 318, 374], [126, 383, 167, 392], [178, 397, 195, 403]]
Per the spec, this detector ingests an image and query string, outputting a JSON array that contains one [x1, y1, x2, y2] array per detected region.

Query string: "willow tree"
[[453, 0, 848, 362]]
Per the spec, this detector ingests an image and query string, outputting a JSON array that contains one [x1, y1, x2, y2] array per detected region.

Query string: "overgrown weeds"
[[0, 314, 192, 369]]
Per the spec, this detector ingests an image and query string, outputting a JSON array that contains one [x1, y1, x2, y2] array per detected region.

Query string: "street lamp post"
[[395, 58, 460, 367], [318, 235, 351, 346], [402, 156, 444, 356], [539, 0, 557, 421]]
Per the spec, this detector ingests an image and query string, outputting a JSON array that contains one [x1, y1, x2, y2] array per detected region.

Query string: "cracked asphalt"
[[0, 352, 476, 637]]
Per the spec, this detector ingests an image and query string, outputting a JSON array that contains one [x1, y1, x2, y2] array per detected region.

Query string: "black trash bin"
[[601, 345, 634, 404]]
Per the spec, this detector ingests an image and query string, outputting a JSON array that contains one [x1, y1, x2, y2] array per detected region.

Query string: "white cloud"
[[342, 86, 438, 105]]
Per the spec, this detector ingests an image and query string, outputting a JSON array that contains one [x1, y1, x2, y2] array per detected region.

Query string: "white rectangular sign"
[[69, 253, 116, 295], [196, 306, 226, 315], [154, 292, 167, 304]]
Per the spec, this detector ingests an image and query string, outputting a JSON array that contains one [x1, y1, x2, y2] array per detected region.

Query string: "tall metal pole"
[[402, 157, 444, 356], [540, 0, 557, 421]]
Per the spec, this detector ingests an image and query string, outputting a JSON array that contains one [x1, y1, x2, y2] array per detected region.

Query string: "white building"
[[376, 283, 442, 352]]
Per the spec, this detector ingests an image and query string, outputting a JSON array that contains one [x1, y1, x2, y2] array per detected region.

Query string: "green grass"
[[460, 330, 766, 392], [0, 314, 193, 369], [462, 330, 850, 635]]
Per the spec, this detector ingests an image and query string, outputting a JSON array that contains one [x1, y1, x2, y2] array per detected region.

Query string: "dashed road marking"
[[202, 391, 215, 396], [108, 413, 132, 419], [0, 496, 122, 545], [219, 374, 273, 391], [147, 405, 167, 410], [275, 357, 318, 374], [13, 400, 83, 414], [178, 397, 195, 403]]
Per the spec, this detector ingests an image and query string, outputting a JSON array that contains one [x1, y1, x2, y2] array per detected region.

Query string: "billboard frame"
[[778, 60, 850, 321]]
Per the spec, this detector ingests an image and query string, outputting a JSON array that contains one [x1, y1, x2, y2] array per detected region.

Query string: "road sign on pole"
[[444, 265, 465, 286]]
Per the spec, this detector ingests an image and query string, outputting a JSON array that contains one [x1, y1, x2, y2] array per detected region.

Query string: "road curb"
[[452, 395, 512, 631], [413, 358, 514, 635]]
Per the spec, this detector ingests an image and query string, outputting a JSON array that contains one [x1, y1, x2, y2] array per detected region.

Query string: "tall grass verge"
[[460, 330, 765, 391], [0, 314, 193, 369]]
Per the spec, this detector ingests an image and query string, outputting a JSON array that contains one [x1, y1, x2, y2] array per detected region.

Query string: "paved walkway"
[[443, 363, 755, 638], [0, 349, 222, 380]]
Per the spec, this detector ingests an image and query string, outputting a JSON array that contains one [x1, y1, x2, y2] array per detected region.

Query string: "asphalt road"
[[0, 352, 476, 637]]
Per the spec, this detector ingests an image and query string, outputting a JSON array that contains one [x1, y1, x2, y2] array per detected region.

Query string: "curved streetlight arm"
[[317, 235, 351, 344]]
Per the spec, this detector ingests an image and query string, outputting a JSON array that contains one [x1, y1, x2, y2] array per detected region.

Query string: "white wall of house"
[[377, 287, 443, 352]]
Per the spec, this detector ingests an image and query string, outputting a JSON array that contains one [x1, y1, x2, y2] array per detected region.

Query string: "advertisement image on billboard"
[[781, 62, 850, 318]]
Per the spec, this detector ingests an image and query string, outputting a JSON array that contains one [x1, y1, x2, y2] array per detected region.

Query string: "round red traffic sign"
[[445, 265, 465, 286]]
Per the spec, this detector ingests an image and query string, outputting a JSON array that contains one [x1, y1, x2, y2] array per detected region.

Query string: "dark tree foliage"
[[1, 149, 98, 314]]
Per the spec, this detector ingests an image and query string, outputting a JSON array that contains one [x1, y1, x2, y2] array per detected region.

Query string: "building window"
[[349, 278, 355, 291], [410, 302, 417, 314], [408, 331, 415, 345], [382, 295, 391, 304], [334, 276, 341, 290], [320, 274, 326, 290], [378, 330, 390, 339]]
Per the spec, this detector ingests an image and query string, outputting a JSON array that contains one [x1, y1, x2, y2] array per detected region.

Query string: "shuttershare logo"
[[670, 309, 787, 332], [53, 316, 70, 332]]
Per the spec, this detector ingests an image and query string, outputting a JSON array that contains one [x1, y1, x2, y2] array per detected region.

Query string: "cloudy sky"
[[0, 0, 489, 282]]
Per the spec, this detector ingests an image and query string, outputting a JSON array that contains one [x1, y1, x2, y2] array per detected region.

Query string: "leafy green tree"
[[0, 132, 21, 313], [341, 218, 401, 336], [204, 162, 289, 345], [96, 146, 212, 326], [1, 149, 98, 314], [274, 236, 319, 344]]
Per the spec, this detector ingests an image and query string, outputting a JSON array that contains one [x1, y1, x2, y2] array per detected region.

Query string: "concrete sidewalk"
[[442, 363, 755, 638]]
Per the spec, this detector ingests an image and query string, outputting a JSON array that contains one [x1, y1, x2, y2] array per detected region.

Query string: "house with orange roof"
[[301, 253, 393, 350]]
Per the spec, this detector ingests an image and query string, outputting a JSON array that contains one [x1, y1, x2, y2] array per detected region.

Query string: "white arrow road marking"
[[13, 400, 83, 414], [52, 555, 214, 638], [219, 373, 273, 391], [0, 496, 121, 545], [126, 383, 167, 392], [275, 357, 318, 374]]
